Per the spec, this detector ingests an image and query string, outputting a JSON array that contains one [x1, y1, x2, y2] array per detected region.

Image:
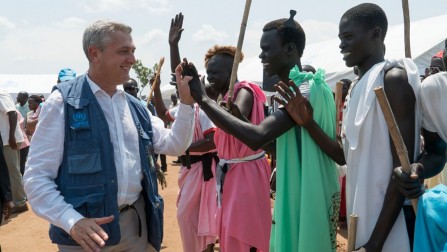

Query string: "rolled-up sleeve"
[[23, 91, 84, 234], [151, 103, 194, 156]]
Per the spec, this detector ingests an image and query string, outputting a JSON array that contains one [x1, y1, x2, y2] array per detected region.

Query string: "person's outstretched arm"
[[274, 80, 346, 165], [152, 76, 174, 124], [169, 12, 184, 73], [184, 61, 296, 150]]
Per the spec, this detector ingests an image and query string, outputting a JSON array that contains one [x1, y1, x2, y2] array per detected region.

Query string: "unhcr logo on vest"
[[71, 110, 90, 129]]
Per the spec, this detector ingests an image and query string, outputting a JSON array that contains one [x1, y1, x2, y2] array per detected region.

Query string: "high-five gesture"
[[174, 61, 194, 105], [273, 80, 313, 128], [180, 58, 207, 103]]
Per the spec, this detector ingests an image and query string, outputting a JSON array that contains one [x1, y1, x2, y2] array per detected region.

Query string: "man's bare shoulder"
[[383, 67, 413, 99]]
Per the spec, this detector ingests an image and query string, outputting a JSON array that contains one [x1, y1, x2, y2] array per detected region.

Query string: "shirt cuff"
[[59, 209, 85, 234]]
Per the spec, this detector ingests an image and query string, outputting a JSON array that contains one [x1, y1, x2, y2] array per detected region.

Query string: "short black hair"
[[340, 78, 352, 86], [17, 91, 29, 98], [263, 18, 306, 57], [204, 45, 243, 68], [29, 94, 43, 104], [342, 3, 388, 40], [127, 78, 138, 87]]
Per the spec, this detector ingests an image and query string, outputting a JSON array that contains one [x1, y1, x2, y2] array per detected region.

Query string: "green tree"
[[132, 59, 158, 97]]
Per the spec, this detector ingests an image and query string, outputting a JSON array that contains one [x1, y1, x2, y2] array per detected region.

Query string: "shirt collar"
[[85, 73, 125, 97]]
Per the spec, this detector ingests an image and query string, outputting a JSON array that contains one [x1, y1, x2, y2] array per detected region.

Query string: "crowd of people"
[[1, 2, 446, 252]]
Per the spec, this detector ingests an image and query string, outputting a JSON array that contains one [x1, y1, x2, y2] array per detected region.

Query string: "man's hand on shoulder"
[[70, 215, 114, 252]]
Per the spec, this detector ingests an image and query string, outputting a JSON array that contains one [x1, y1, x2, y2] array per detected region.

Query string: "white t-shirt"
[[0, 89, 24, 145]]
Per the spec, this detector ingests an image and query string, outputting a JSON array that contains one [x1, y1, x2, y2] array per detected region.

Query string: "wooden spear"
[[402, 0, 412, 58], [147, 57, 165, 107], [226, 0, 252, 108], [374, 86, 418, 212]]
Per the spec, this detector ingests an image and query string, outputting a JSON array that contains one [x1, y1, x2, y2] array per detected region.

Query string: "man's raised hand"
[[179, 58, 207, 103], [273, 80, 313, 127], [169, 12, 184, 46], [174, 62, 194, 106]]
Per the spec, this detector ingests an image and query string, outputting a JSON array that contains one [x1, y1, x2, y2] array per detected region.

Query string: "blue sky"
[[1, 0, 446, 91]]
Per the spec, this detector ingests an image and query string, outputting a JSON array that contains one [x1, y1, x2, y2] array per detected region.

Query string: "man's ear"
[[88, 46, 100, 62], [285, 43, 296, 56], [371, 27, 382, 40], [287, 43, 295, 53]]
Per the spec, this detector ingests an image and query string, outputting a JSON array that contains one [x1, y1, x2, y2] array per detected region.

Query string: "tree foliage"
[[132, 59, 158, 97]]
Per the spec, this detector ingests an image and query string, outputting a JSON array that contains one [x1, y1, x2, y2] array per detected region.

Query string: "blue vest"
[[50, 76, 163, 251]]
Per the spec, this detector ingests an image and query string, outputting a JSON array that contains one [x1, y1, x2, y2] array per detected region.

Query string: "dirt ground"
[[0, 155, 347, 251]]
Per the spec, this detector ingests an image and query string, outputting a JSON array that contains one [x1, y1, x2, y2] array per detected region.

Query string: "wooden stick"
[[147, 57, 165, 106], [335, 81, 343, 136], [374, 86, 418, 212], [226, 0, 252, 108], [347, 214, 358, 252]]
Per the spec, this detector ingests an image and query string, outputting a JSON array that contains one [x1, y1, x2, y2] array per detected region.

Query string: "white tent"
[[0, 74, 56, 100], [0, 74, 176, 102], [238, 14, 447, 90]]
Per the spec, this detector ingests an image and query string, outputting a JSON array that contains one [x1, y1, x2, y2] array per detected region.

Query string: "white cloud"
[[0, 16, 16, 29], [12, 55, 35, 61], [139, 29, 167, 46], [192, 25, 228, 43], [82, 0, 126, 12], [81, 0, 170, 14], [139, 0, 170, 14], [0, 24, 85, 74], [53, 17, 86, 28]]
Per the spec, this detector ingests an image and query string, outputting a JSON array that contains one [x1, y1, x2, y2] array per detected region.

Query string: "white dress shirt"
[[24, 75, 194, 234]]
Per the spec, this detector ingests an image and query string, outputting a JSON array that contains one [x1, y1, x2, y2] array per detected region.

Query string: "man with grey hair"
[[24, 20, 195, 252]]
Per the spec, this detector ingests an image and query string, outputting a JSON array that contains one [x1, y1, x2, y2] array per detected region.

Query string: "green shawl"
[[270, 66, 340, 252]]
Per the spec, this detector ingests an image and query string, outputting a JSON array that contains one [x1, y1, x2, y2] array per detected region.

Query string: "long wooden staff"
[[335, 81, 343, 136], [347, 214, 358, 252], [374, 86, 418, 212], [226, 0, 252, 108], [147, 57, 165, 107]]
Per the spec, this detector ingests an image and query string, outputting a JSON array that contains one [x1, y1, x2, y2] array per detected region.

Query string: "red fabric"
[[434, 50, 444, 59]]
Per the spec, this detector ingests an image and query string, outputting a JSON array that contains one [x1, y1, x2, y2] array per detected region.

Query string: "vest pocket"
[[65, 185, 106, 218], [67, 140, 102, 174], [68, 153, 101, 174]]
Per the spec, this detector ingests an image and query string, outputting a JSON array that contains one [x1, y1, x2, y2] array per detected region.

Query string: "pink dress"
[[176, 104, 218, 251], [215, 81, 271, 252]]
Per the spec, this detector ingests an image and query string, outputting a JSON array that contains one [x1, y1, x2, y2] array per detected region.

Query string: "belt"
[[180, 152, 219, 181], [118, 201, 142, 237], [216, 151, 266, 207], [118, 204, 133, 213]]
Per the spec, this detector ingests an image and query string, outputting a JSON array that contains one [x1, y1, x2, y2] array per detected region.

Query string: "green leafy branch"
[[132, 59, 158, 97]]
